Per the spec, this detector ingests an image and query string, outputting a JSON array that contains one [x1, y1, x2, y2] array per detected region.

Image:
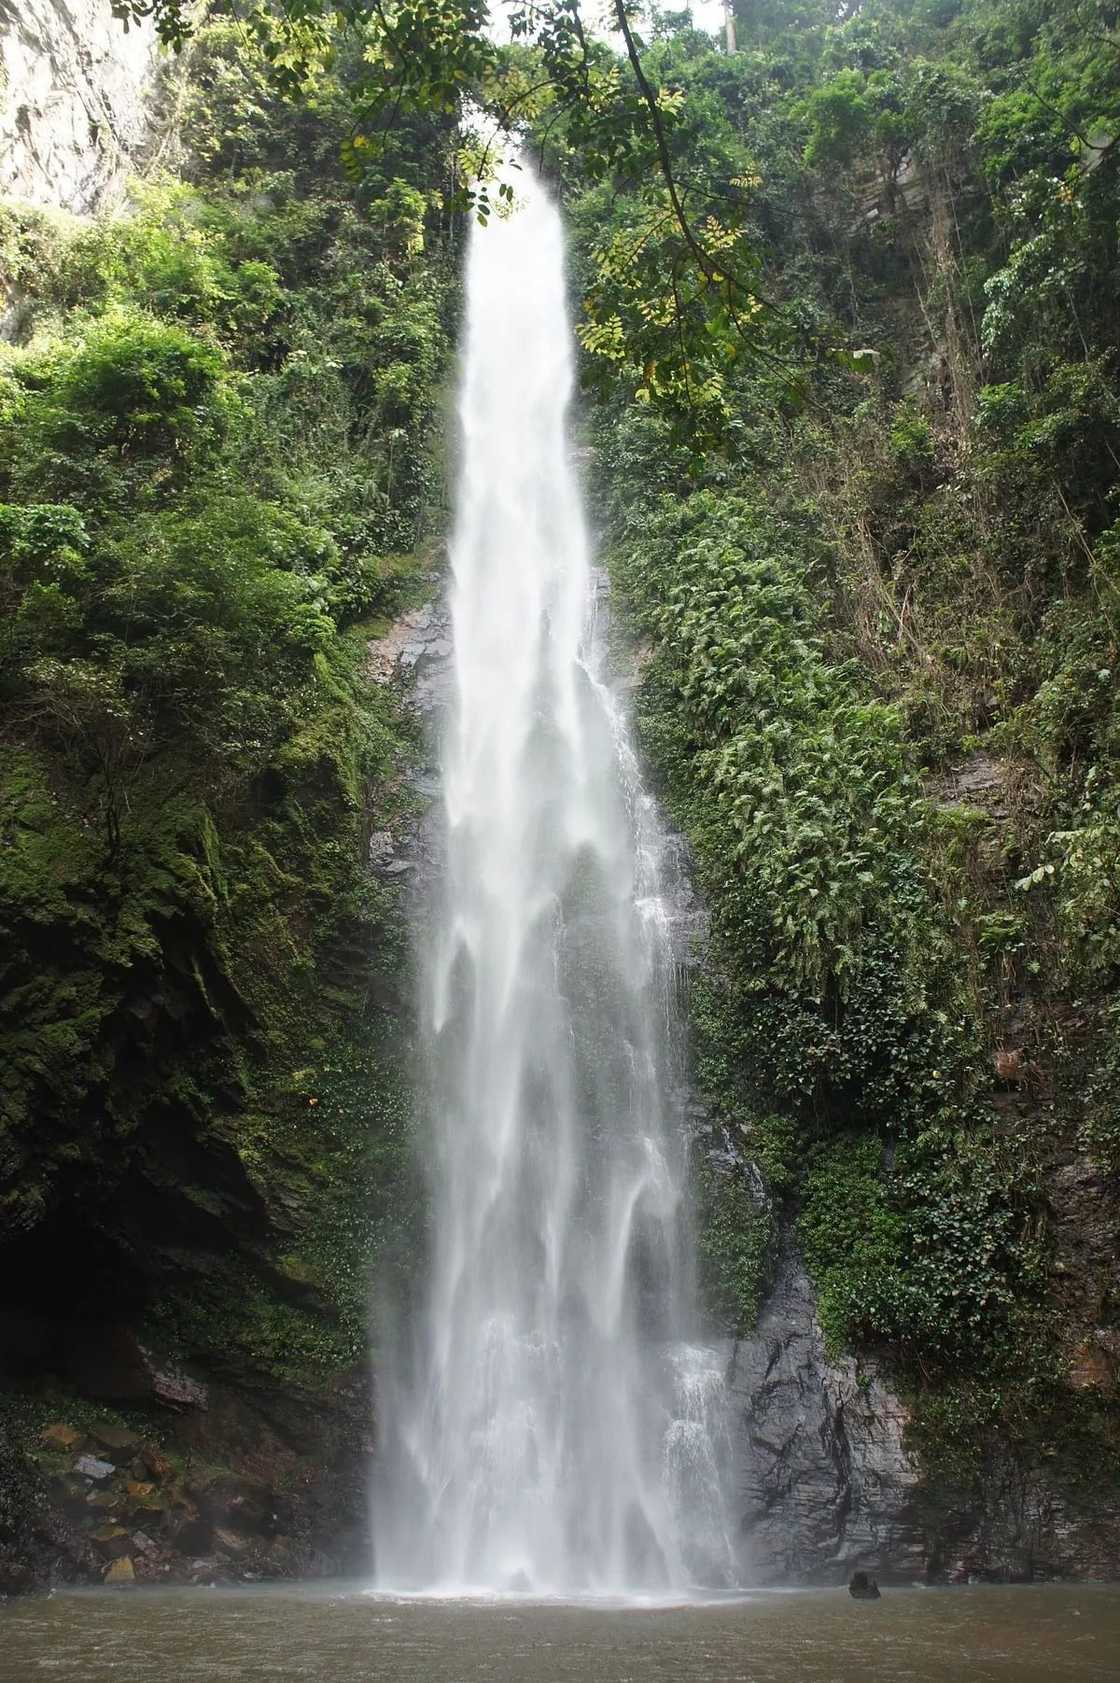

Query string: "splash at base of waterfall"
[[372, 166, 740, 1598]]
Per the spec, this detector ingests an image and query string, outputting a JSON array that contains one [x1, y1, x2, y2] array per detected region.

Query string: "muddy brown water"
[[1, 1583, 1117, 1682]]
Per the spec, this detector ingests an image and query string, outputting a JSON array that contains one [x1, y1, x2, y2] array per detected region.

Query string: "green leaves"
[[2, 311, 229, 504], [119, 2, 799, 434], [617, 491, 919, 995]]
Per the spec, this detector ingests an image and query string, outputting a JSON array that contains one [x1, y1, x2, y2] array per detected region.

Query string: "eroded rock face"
[[0, 0, 157, 216], [366, 592, 453, 907], [728, 1247, 924, 1585], [728, 1240, 1120, 1584]]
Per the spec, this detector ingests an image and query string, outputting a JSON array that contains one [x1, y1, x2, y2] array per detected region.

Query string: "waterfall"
[[374, 168, 737, 1597]]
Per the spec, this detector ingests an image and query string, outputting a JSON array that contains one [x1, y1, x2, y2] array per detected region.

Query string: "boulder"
[[727, 1245, 923, 1583], [103, 1555, 135, 1585], [40, 1422, 83, 1452], [849, 1571, 881, 1600], [74, 1455, 115, 1481], [91, 1424, 141, 1453], [91, 1526, 131, 1560], [151, 1367, 208, 1409], [173, 1515, 213, 1555]]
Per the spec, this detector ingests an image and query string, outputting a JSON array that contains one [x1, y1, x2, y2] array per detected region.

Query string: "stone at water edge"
[[40, 1422, 83, 1452], [104, 1556, 135, 1585], [91, 1424, 142, 1453], [849, 1571, 882, 1600], [92, 1526, 132, 1560], [75, 1455, 115, 1481], [142, 1447, 173, 1480]]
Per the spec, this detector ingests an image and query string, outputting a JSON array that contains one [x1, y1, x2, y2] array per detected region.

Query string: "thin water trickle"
[[373, 168, 736, 1596]]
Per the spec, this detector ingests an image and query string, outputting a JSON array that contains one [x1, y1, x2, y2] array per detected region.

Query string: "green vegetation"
[[547, 0, 1120, 1490], [0, 17, 452, 1390], [3, 0, 1119, 1570]]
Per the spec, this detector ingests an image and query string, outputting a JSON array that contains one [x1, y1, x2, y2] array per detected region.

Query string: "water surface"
[[2, 1583, 1117, 1681]]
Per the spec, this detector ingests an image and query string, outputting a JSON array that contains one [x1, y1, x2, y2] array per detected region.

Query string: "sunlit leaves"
[[575, 191, 767, 450], [124, 0, 795, 440]]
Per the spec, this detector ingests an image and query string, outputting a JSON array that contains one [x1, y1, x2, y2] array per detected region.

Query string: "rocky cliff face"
[[0, 0, 157, 215], [730, 1240, 1120, 1584], [0, 585, 439, 1597], [728, 1248, 923, 1585]]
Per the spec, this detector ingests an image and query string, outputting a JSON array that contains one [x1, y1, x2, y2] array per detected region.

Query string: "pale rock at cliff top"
[[0, 0, 156, 216]]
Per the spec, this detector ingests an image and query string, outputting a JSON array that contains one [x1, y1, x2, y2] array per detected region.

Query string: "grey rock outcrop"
[[0, 0, 157, 216], [367, 599, 455, 719], [366, 594, 453, 895], [727, 1236, 1120, 1583], [728, 1246, 925, 1584]]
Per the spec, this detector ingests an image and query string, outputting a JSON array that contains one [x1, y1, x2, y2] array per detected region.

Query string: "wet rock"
[[126, 1481, 156, 1499], [0, 1437, 99, 1593], [849, 1571, 881, 1599], [727, 1245, 924, 1584], [727, 1234, 1120, 1583], [40, 1422, 82, 1452], [141, 1447, 173, 1480], [5, 1360, 374, 1594], [75, 1455, 115, 1482], [366, 599, 454, 717], [151, 1365, 208, 1410], [206, 1480, 272, 1539], [66, 1327, 209, 1409], [91, 1525, 132, 1559], [173, 1515, 213, 1555], [103, 1555, 135, 1585], [368, 829, 395, 867], [91, 1424, 141, 1453], [187, 1556, 221, 1585]]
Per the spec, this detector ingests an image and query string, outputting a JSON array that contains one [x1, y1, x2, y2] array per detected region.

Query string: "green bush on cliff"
[[0, 15, 452, 1394], [562, 0, 1120, 1484]]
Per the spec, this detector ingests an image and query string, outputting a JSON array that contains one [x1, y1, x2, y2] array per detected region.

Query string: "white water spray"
[[374, 169, 736, 1596]]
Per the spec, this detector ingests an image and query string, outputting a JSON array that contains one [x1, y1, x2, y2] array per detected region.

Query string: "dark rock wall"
[[729, 1248, 923, 1584], [729, 1241, 1120, 1584]]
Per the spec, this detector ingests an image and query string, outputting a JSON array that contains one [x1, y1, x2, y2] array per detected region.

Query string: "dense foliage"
[[3, 0, 1118, 1567], [559, 0, 1120, 1499], [0, 18, 452, 1393]]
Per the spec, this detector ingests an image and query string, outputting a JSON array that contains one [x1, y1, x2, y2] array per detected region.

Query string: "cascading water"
[[374, 168, 737, 1597]]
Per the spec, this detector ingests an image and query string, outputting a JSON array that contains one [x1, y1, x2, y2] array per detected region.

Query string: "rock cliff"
[[0, 0, 157, 215], [731, 1242, 1120, 1584]]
